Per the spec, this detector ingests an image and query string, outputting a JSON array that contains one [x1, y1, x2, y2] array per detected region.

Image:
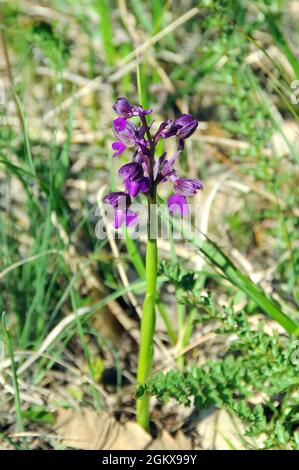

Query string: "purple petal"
[[113, 117, 127, 132], [163, 114, 198, 140], [112, 141, 126, 157], [104, 191, 130, 208], [126, 209, 138, 226], [168, 194, 188, 216], [125, 178, 143, 197], [137, 125, 147, 140], [175, 115, 198, 139], [140, 176, 150, 193], [161, 151, 180, 178], [140, 107, 152, 116], [133, 105, 152, 117], [137, 142, 151, 157], [112, 208, 137, 229], [113, 119, 138, 147], [153, 153, 167, 180], [118, 162, 144, 180], [134, 150, 147, 165], [173, 178, 203, 196], [154, 119, 172, 143], [113, 97, 134, 118], [113, 208, 126, 228]]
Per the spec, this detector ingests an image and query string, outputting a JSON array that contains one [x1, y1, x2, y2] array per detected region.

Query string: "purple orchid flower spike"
[[104, 98, 203, 227]]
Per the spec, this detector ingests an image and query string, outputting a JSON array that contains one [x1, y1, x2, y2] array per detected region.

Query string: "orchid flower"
[[105, 98, 202, 228]]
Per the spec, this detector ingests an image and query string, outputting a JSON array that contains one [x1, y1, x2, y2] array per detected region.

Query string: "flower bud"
[[113, 97, 135, 118], [164, 114, 198, 140]]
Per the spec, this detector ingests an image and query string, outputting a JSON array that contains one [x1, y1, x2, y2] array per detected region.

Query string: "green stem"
[[137, 197, 158, 431], [176, 295, 186, 368], [125, 228, 175, 345]]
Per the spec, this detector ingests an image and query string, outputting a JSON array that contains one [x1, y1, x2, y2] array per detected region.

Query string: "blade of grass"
[[128, 0, 151, 33], [151, 0, 165, 32], [168, 214, 186, 365], [0, 432, 24, 450], [160, 205, 299, 335], [0, 250, 62, 282], [70, 288, 102, 410], [263, 13, 299, 79], [95, 0, 115, 66], [197, 237, 298, 334], [13, 93, 35, 176], [2, 312, 24, 433], [157, 301, 177, 346]]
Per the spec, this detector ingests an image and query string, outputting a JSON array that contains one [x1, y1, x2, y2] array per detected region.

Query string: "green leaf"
[[160, 205, 299, 335], [23, 406, 54, 425]]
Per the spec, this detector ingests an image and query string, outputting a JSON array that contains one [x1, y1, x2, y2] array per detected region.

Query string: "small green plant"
[[138, 295, 299, 449]]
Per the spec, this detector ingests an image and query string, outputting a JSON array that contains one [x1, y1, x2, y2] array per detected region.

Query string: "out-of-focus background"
[[0, 0, 299, 450]]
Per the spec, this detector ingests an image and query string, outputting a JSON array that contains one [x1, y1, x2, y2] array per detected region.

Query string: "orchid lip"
[[113, 208, 137, 228], [168, 194, 189, 216], [125, 176, 149, 197], [113, 117, 127, 132], [112, 141, 126, 157], [125, 178, 142, 197]]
